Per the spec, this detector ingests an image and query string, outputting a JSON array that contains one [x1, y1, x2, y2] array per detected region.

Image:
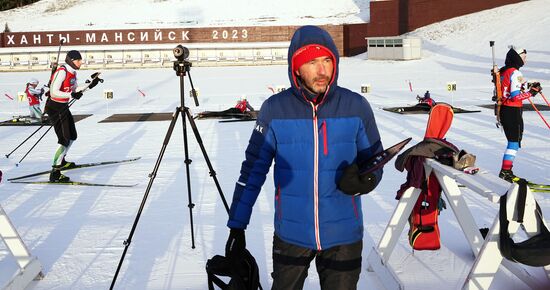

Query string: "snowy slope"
[[0, 1, 549, 290], [0, 0, 370, 31]]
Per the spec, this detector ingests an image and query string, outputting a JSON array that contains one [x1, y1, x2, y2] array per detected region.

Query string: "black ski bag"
[[499, 179, 550, 267]]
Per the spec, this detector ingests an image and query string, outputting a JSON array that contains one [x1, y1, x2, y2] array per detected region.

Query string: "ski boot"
[[49, 167, 70, 183], [499, 169, 517, 183], [60, 158, 77, 169]]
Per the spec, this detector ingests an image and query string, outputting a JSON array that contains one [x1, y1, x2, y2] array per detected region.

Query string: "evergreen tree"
[[0, 0, 40, 11]]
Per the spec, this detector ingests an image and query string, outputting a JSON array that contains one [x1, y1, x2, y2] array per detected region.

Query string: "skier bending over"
[[417, 90, 436, 107], [25, 78, 45, 121], [233, 96, 255, 113]]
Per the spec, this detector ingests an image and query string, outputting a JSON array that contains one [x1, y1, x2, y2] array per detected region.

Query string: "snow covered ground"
[[0, 0, 370, 31], [0, 0, 549, 289]]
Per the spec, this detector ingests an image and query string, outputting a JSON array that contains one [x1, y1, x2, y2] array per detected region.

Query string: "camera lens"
[[173, 45, 189, 60]]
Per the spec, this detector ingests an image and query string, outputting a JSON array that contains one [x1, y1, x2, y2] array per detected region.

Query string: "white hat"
[[509, 45, 526, 55], [29, 78, 39, 85]]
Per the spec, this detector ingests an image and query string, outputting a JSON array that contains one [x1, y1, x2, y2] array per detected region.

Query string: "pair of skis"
[[8, 157, 141, 187], [513, 178, 550, 193]]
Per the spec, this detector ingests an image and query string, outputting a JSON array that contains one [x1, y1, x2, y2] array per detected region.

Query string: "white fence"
[[367, 158, 550, 290], [0, 44, 290, 72]]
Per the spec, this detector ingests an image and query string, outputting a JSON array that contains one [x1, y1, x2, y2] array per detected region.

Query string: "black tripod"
[[110, 46, 230, 290]]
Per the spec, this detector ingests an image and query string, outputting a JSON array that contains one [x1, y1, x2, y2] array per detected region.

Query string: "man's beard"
[[304, 76, 330, 94]]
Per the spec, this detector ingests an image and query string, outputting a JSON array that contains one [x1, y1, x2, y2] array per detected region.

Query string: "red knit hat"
[[292, 44, 333, 72]]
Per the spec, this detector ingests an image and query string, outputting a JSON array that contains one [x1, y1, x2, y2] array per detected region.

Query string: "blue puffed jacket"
[[227, 25, 383, 250]]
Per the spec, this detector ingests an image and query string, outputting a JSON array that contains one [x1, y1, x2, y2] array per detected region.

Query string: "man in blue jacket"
[[225, 25, 383, 289]]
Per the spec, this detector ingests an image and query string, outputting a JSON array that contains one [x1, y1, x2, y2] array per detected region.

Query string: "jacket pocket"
[[320, 120, 328, 156], [351, 196, 359, 219], [276, 185, 282, 220]]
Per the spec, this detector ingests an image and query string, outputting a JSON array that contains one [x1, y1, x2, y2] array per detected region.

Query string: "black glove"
[[529, 82, 542, 96], [86, 77, 101, 90], [225, 228, 246, 262], [71, 91, 83, 100], [338, 163, 377, 195]]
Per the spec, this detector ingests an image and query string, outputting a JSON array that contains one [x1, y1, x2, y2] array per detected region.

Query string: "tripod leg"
[[179, 107, 196, 250], [110, 109, 180, 290], [183, 107, 230, 213]]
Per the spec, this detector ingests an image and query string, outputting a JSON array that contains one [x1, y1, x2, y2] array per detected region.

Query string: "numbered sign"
[[104, 89, 114, 99], [447, 82, 457, 92], [17, 92, 25, 102], [361, 84, 371, 94]]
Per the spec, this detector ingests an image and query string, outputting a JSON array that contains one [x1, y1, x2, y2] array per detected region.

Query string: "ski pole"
[[7, 40, 66, 160], [539, 92, 550, 107], [17, 125, 54, 166], [16, 99, 77, 166], [528, 98, 550, 130], [5, 125, 45, 158]]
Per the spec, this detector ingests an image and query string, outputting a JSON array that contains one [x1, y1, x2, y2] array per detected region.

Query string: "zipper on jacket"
[[311, 102, 322, 250]]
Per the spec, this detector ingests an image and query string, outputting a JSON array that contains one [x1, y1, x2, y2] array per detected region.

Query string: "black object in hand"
[[87, 77, 101, 89], [338, 163, 377, 196], [529, 82, 542, 96], [71, 91, 83, 99], [225, 228, 246, 262]]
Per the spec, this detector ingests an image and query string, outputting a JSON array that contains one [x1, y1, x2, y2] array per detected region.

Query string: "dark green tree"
[[0, 0, 40, 11]]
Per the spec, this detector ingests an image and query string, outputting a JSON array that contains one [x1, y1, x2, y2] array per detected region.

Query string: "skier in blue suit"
[[225, 25, 383, 289]]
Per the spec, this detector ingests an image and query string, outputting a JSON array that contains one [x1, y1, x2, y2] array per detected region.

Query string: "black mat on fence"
[[98, 112, 174, 123], [478, 103, 550, 111], [0, 114, 92, 126], [383, 103, 480, 114]]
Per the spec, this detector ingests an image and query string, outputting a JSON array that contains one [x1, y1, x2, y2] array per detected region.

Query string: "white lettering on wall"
[[86, 33, 96, 43], [154, 31, 162, 41], [140, 31, 148, 41], [59, 34, 69, 43], [182, 31, 189, 40], [168, 31, 176, 40]]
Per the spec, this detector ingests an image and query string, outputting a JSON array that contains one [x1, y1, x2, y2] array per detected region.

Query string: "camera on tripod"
[[172, 44, 199, 106], [173, 44, 191, 75], [111, 42, 229, 289], [173, 44, 189, 61]]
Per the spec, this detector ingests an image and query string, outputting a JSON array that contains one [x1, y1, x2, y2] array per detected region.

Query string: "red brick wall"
[[343, 0, 525, 56], [405, 0, 524, 32], [0, 0, 527, 58]]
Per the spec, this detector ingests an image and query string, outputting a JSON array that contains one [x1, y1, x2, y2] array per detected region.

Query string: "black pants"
[[271, 235, 362, 290], [499, 105, 523, 144], [45, 99, 77, 146]]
